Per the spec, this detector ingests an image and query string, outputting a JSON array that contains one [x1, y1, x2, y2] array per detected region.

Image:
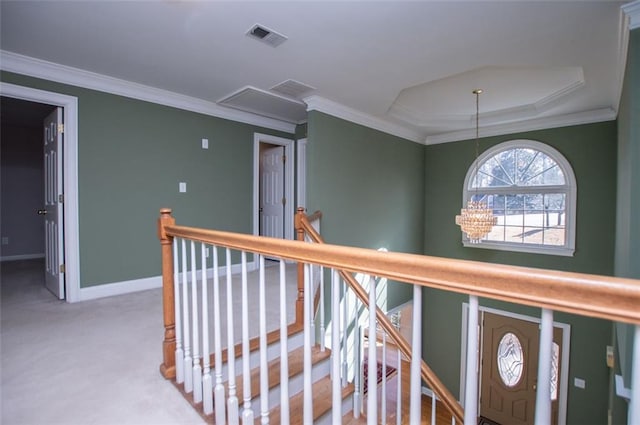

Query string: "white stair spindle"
[[240, 252, 253, 424], [381, 330, 387, 421], [431, 390, 437, 425], [303, 263, 313, 424], [181, 239, 192, 393], [226, 248, 239, 424], [320, 266, 326, 352], [342, 280, 348, 386], [191, 241, 202, 404], [463, 295, 479, 425], [279, 259, 290, 425], [353, 317, 361, 418], [331, 269, 342, 424], [409, 285, 423, 424], [535, 309, 554, 425], [173, 238, 184, 385], [628, 325, 640, 425], [212, 246, 226, 425], [258, 255, 269, 424], [367, 276, 377, 425], [201, 244, 213, 415], [396, 346, 401, 425], [309, 263, 315, 339]]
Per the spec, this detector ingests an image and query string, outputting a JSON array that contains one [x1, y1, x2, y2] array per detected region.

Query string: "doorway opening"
[[253, 133, 295, 241], [1, 82, 79, 302], [460, 305, 570, 425]]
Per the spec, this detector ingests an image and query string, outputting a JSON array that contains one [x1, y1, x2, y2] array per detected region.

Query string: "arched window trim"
[[461, 139, 576, 256]]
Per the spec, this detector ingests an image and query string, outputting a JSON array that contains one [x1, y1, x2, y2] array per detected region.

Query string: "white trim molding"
[[426, 107, 617, 145], [0, 50, 295, 134], [623, 1, 640, 30], [0, 82, 81, 302], [304, 95, 423, 143]]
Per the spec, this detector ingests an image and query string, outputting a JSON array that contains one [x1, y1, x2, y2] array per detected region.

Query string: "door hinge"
[[58, 194, 64, 203], [282, 197, 286, 205], [58, 123, 64, 134], [282, 155, 286, 163], [59, 264, 66, 273]]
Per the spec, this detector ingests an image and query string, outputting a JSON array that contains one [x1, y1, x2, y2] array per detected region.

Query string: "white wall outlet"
[[574, 377, 586, 389], [179, 182, 187, 193], [202, 138, 209, 149], [1, 237, 8, 245]]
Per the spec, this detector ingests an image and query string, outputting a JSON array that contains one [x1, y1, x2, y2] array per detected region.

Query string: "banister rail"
[[161, 213, 640, 326], [297, 210, 466, 423]]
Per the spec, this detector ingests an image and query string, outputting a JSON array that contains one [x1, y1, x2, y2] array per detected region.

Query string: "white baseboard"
[[0, 253, 45, 262], [76, 261, 256, 302]]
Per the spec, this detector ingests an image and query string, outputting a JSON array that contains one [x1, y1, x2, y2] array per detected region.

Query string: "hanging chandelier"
[[455, 89, 497, 244]]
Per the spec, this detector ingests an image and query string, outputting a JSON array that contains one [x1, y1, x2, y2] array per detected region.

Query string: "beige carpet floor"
[[1, 258, 297, 425]]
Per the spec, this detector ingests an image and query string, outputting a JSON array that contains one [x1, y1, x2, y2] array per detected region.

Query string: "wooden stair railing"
[[295, 208, 466, 423], [158, 208, 640, 424]]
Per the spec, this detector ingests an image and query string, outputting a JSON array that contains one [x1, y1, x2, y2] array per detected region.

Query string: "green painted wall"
[[306, 111, 425, 309], [612, 27, 640, 425], [423, 121, 618, 425], [1, 71, 292, 287]]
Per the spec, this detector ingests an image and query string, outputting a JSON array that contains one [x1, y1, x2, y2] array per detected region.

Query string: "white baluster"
[[201, 244, 213, 415], [240, 252, 253, 424], [353, 316, 361, 419], [191, 241, 202, 404], [181, 239, 192, 393], [331, 269, 342, 423], [381, 330, 387, 421], [212, 246, 226, 425], [309, 263, 315, 339], [535, 309, 553, 425], [258, 255, 269, 424], [367, 276, 377, 425], [279, 259, 290, 424], [173, 238, 184, 384], [396, 346, 402, 425], [303, 264, 313, 424], [431, 390, 436, 425], [409, 285, 423, 424], [628, 325, 640, 425], [320, 266, 326, 352], [226, 248, 239, 424], [342, 280, 348, 386], [463, 295, 479, 425]]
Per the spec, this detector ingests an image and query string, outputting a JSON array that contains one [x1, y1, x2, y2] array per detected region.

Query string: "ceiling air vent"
[[271, 79, 316, 99], [246, 24, 288, 47]]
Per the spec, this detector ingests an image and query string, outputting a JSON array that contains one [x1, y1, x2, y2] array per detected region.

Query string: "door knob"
[[37, 209, 48, 215]]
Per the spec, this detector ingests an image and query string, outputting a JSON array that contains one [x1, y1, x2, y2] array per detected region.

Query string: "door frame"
[[460, 304, 571, 425], [1, 82, 80, 302], [253, 133, 294, 241]]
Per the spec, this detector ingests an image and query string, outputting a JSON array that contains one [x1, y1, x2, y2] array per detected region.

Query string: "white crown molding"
[[622, 1, 640, 30], [0, 50, 296, 134], [304, 95, 423, 143], [425, 107, 616, 145]]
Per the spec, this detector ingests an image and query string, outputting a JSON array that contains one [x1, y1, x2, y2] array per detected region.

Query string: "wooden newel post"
[[158, 208, 176, 379], [295, 207, 306, 327]]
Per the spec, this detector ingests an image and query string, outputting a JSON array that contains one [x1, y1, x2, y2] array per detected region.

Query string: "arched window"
[[461, 140, 576, 256]]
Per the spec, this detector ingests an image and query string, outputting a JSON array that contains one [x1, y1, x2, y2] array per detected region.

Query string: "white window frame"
[[461, 139, 576, 256]]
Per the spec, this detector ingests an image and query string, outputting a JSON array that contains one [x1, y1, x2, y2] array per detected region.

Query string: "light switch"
[[179, 182, 187, 193], [202, 138, 209, 149], [574, 377, 586, 389]]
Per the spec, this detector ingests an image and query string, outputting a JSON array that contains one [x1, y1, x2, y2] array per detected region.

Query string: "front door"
[[42, 107, 65, 299], [259, 144, 285, 239], [480, 312, 562, 425]]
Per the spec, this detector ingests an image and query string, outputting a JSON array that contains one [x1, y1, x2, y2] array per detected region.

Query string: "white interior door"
[[43, 107, 65, 299], [260, 145, 285, 239]]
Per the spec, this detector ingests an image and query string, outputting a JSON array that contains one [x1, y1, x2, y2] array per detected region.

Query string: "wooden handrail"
[[162, 220, 640, 325], [297, 211, 465, 423]]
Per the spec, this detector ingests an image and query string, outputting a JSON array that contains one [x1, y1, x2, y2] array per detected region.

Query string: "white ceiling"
[[0, 1, 633, 144]]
